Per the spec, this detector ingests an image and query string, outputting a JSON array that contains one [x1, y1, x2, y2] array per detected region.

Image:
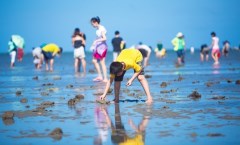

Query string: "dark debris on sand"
[[160, 82, 168, 88], [2, 111, 15, 125], [188, 91, 201, 100], [236, 80, 240, 84], [49, 128, 63, 140], [68, 94, 84, 106]]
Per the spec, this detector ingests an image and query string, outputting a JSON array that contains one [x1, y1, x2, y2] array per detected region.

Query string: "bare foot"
[[110, 99, 119, 104], [102, 79, 108, 83], [145, 99, 153, 104], [93, 76, 103, 82]]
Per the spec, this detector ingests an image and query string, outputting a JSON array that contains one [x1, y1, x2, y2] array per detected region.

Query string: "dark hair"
[[211, 32, 216, 37], [91, 16, 100, 24], [201, 44, 208, 49], [59, 47, 63, 54], [110, 62, 123, 74], [223, 40, 229, 45], [72, 28, 81, 37], [115, 31, 120, 35]]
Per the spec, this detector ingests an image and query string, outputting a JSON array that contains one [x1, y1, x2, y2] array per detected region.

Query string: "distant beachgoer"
[[136, 42, 152, 67], [210, 32, 220, 65], [171, 32, 185, 66], [8, 40, 17, 68], [99, 49, 153, 104], [90, 16, 108, 82], [190, 46, 194, 54], [41, 43, 63, 72], [200, 44, 209, 62], [32, 47, 43, 69], [72, 28, 86, 74], [155, 41, 166, 58], [222, 40, 230, 57], [112, 30, 125, 61]]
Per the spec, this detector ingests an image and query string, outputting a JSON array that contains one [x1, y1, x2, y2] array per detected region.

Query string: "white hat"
[[176, 32, 183, 37]]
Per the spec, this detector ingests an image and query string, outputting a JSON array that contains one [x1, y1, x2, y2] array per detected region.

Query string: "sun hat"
[[176, 32, 183, 37]]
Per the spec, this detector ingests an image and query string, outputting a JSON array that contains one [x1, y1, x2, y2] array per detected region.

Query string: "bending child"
[[99, 49, 153, 104]]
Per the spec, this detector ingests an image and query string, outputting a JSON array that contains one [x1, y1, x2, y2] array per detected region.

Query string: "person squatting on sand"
[[99, 48, 153, 104], [90, 16, 108, 82], [32, 47, 43, 69], [200, 44, 210, 62], [136, 42, 152, 67], [222, 40, 230, 57], [72, 28, 87, 74], [41, 43, 63, 72], [155, 41, 166, 58]]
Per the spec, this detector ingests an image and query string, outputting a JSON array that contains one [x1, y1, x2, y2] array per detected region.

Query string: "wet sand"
[[0, 50, 240, 145]]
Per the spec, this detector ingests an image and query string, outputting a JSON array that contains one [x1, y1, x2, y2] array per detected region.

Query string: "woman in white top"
[[210, 32, 220, 64], [90, 16, 108, 82]]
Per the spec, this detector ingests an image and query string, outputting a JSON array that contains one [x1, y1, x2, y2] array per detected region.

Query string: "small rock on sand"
[[20, 98, 28, 103], [32, 76, 38, 80], [207, 133, 224, 137], [49, 128, 63, 140], [75, 94, 84, 100], [16, 91, 22, 96], [96, 100, 110, 104], [188, 91, 201, 100], [210, 96, 226, 100], [236, 80, 240, 84], [2, 111, 14, 120], [160, 82, 167, 88]]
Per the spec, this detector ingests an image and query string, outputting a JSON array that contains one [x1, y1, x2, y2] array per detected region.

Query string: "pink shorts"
[[93, 42, 108, 60], [93, 49, 107, 60], [212, 49, 221, 58]]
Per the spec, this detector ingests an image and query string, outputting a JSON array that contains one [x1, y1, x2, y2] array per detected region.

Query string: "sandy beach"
[[0, 50, 240, 145]]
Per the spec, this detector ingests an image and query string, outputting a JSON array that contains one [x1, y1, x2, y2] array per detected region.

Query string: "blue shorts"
[[176, 49, 184, 58], [42, 51, 54, 60]]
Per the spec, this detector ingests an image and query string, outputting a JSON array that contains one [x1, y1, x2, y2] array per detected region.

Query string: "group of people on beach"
[[7, 16, 233, 105]]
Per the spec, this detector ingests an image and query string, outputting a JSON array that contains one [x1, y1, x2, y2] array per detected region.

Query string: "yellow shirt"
[[117, 49, 142, 71], [42, 43, 60, 54], [171, 37, 185, 51], [110, 49, 143, 79], [119, 134, 144, 145]]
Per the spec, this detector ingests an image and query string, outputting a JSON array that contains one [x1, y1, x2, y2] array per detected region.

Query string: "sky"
[[0, 0, 240, 53]]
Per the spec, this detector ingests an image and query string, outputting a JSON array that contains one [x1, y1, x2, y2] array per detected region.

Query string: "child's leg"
[[200, 53, 204, 61], [92, 58, 102, 80], [100, 58, 107, 82], [114, 81, 121, 103], [45, 59, 49, 71], [137, 75, 153, 104], [49, 59, 54, 72]]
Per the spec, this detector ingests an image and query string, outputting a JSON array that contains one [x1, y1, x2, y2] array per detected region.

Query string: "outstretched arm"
[[126, 68, 143, 86], [100, 77, 114, 100]]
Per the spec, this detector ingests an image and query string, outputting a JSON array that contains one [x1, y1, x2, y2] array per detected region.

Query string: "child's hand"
[[99, 94, 106, 100], [126, 80, 133, 86]]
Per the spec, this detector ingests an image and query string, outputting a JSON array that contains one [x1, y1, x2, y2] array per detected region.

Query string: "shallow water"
[[0, 50, 240, 145]]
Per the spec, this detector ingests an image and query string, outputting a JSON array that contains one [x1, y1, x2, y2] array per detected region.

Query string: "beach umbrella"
[[11, 35, 25, 48]]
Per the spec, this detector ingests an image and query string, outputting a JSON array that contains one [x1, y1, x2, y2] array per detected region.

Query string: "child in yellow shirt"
[[99, 49, 153, 104]]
